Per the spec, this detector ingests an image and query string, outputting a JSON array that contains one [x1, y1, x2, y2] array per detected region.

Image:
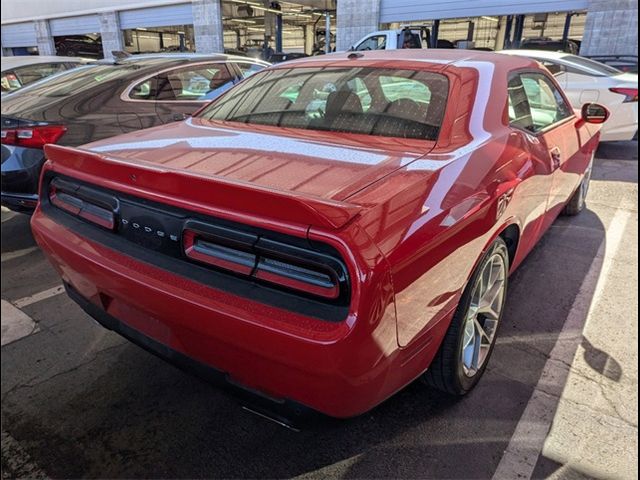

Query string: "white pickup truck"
[[350, 27, 431, 51]]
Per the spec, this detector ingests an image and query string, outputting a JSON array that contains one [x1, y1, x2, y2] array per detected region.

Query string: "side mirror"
[[581, 103, 610, 124]]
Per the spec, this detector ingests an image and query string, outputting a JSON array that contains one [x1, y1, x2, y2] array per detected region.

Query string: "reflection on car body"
[[0, 54, 268, 213]]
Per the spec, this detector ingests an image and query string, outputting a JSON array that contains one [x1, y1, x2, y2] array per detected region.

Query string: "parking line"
[[1, 300, 39, 347], [492, 205, 631, 479], [13, 285, 65, 309], [1, 246, 38, 263]]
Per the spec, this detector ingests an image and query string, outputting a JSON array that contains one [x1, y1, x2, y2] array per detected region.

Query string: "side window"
[[153, 64, 236, 101], [539, 60, 565, 76], [129, 78, 154, 100], [1, 71, 22, 93], [12, 63, 67, 88], [235, 62, 264, 79], [400, 32, 422, 49], [507, 75, 534, 131], [517, 72, 573, 132], [355, 35, 386, 51]]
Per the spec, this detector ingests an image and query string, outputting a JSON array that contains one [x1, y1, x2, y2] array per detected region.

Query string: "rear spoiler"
[[42, 144, 363, 230]]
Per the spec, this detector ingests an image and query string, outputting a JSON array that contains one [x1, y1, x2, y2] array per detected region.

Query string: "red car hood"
[[83, 118, 437, 202]]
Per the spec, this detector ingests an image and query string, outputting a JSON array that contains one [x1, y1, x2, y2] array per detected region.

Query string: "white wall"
[[1, 0, 189, 23], [379, 0, 589, 22]]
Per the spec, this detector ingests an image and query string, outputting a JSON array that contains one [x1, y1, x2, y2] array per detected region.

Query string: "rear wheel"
[[563, 152, 594, 216], [423, 237, 509, 395]]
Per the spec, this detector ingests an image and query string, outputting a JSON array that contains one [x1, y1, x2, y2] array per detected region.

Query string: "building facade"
[[1, 0, 637, 59]]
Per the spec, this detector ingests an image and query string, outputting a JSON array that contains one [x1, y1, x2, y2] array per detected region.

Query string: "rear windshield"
[[561, 55, 623, 76], [13, 64, 140, 97], [198, 67, 449, 140]]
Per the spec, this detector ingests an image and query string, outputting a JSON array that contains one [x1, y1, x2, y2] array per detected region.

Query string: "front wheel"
[[423, 237, 509, 395]]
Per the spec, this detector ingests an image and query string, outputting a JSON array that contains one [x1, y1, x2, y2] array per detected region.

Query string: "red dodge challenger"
[[31, 50, 608, 419]]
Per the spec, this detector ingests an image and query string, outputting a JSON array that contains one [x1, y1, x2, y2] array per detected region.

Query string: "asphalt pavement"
[[1, 141, 637, 479]]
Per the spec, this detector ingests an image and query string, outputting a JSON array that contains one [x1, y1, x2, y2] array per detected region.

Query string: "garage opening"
[[123, 26, 195, 54], [54, 34, 103, 58], [383, 11, 587, 52], [221, 1, 335, 61]]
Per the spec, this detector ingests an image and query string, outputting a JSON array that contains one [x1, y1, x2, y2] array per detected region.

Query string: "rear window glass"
[[198, 67, 449, 140], [13, 64, 139, 97], [560, 55, 622, 76]]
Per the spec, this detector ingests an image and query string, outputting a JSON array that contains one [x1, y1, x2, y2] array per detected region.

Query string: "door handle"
[[550, 147, 562, 170]]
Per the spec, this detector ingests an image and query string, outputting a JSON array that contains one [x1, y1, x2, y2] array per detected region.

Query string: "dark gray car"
[[1, 53, 268, 212]]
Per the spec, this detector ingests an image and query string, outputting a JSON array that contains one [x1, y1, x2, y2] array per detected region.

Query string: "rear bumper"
[[1, 145, 45, 196], [600, 126, 638, 142], [601, 102, 638, 142], [65, 281, 316, 425], [31, 207, 414, 418]]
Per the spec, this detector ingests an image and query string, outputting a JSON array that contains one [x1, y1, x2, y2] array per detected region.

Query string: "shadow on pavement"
[[1, 212, 36, 254], [1, 205, 610, 479]]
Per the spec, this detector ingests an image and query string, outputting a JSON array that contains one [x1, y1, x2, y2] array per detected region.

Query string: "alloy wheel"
[[460, 252, 507, 377]]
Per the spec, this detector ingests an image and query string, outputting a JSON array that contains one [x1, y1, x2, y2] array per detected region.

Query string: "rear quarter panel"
[[348, 59, 569, 349]]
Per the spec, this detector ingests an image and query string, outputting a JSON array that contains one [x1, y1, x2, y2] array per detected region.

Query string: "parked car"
[[583, 55, 638, 74], [267, 52, 309, 64], [1, 56, 90, 95], [350, 26, 431, 51], [501, 50, 638, 141], [1, 53, 268, 212], [31, 50, 607, 420], [518, 38, 580, 54], [55, 35, 104, 58]]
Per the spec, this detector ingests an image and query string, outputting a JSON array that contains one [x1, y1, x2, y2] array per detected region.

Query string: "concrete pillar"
[[99, 12, 124, 60], [192, 0, 224, 53], [325, 12, 331, 53], [304, 23, 314, 55], [580, 0, 638, 56], [494, 16, 507, 51], [34, 20, 56, 56], [336, 0, 380, 52], [263, 0, 276, 40]]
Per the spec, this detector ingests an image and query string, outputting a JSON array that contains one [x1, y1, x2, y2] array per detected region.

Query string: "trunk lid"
[[82, 117, 436, 203]]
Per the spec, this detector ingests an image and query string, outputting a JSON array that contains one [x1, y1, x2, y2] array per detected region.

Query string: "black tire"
[[423, 237, 509, 395], [563, 153, 594, 216]]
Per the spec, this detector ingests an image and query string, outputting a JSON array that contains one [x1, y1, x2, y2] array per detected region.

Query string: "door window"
[[538, 60, 565, 76], [1, 71, 22, 93], [509, 72, 573, 132], [3, 63, 69, 91], [354, 35, 387, 51], [235, 62, 265, 79], [129, 64, 236, 101]]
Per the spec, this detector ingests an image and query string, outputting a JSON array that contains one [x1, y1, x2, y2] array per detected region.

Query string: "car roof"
[[499, 49, 569, 61], [280, 48, 538, 70], [103, 52, 269, 65], [1, 55, 92, 71]]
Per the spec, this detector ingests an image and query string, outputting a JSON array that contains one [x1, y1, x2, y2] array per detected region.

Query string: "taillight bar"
[[46, 176, 348, 303], [255, 257, 339, 299], [182, 221, 346, 301], [1, 124, 67, 149], [49, 178, 117, 230], [610, 87, 638, 103], [184, 230, 256, 275]]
